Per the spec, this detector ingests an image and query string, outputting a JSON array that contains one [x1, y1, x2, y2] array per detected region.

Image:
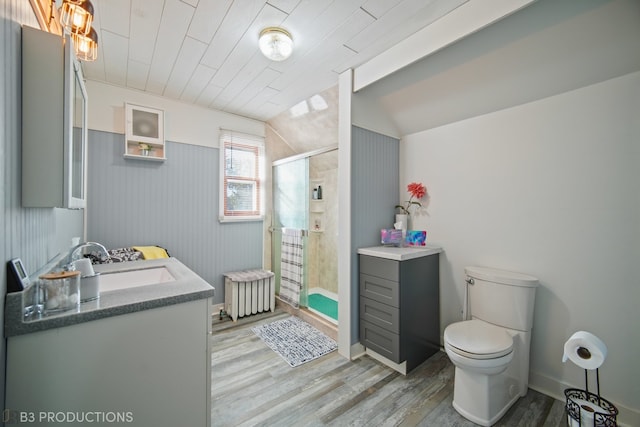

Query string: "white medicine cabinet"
[[124, 103, 166, 161], [22, 26, 87, 209]]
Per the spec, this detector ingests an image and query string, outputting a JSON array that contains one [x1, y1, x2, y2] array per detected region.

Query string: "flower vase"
[[395, 214, 409, 241]]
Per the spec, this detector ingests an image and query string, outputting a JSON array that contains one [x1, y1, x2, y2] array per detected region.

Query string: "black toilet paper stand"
[[565, 368, 618, 426]]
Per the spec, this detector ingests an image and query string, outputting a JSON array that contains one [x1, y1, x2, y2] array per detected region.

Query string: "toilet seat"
[[444, 320, 513, 359]]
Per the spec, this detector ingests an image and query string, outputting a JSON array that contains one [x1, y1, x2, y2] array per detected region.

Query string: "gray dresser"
[[358, 245, 441, 374]]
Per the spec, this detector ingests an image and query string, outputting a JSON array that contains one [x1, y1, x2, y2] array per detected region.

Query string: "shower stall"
[[272, 146, 338, 324]]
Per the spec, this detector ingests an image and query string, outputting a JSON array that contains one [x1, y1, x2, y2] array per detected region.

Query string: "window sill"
[[218, 215, 265, 223]]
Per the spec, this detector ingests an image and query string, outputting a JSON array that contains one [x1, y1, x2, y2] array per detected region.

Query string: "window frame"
[[218, 131, 265, 222]]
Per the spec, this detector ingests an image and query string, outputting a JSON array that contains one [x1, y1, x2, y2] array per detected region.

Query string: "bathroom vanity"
[[358, 245, 441, 374], [4, 258, 214, 427]]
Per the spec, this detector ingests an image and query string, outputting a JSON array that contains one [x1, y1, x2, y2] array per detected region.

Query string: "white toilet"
[[444, 266, 539, 426]]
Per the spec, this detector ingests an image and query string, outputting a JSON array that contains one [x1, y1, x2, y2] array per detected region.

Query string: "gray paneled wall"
[[3, 1, 86, 417], [2, 3, 51, 272], [87, 130, 263, 304], [350, 126, 400, 343]]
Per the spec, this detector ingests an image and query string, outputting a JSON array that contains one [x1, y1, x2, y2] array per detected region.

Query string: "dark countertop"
[[5, 257, 215, 337]]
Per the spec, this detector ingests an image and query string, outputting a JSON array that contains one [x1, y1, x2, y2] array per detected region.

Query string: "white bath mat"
[[252, 316, 337, 367]]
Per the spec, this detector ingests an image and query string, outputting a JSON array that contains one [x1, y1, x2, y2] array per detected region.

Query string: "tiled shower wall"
[[308, 166, 338, 294]]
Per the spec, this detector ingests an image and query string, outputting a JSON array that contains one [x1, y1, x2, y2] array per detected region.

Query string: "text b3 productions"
[[3, 410, 134, 424]]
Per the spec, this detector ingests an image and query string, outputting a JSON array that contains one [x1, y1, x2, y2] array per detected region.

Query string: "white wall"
[[85, 80, 265, 146], [352, 90, 400, 139], [401, 71, 640, 424]]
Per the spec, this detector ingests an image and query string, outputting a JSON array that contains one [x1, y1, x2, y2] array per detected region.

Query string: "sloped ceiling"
[[360, 0, 640, 136], [82, 0, 467, 122], [268, 86, 337, 150]]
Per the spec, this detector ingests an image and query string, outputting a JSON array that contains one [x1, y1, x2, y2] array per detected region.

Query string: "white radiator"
[[224, 269, 275, 321]]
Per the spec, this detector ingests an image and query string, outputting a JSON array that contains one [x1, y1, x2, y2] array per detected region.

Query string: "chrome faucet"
[[63, 242, 109, 269]]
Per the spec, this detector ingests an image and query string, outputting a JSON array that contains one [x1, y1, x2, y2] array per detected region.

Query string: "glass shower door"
[[272, 158, 309, 308]]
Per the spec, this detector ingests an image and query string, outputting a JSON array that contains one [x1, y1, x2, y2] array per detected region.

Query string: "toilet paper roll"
[[72, 258, 95, 277], [567, 398, 608, 427], [562, 331, 607, 370]]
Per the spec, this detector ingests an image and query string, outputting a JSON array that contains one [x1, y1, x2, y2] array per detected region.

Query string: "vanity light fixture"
[[259, 27, 293, 61], [31, 0, 98, 60], [59, 0, 94, 35], [71, 27, 99, 61], [56, 0, 99, 61]]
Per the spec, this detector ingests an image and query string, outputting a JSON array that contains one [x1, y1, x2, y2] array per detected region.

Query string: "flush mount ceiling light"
[[59, 0, 94, 35], [259, 27, 293, 61]]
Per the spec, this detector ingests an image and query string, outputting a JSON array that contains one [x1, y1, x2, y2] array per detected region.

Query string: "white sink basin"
[[99, 267, 176, 293]]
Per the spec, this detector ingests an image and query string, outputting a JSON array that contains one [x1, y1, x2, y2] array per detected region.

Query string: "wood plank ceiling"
[[82, 0, 468, 122]]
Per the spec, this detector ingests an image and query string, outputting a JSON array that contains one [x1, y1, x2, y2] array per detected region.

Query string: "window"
[[219, 130, 264, 222]]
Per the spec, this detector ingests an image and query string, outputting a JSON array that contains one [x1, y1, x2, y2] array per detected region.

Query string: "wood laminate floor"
[[211, 310, 567, 427]]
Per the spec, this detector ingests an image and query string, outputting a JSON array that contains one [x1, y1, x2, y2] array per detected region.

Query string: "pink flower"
[[396, 182, 427, 215], [407, 182, 426, 199]]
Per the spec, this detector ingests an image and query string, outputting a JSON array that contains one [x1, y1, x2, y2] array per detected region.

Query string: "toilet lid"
[[445, 320, 513, 359]]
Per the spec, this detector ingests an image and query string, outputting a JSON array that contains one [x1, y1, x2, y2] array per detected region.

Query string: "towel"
[[132, 246, 169, 260], [279, 228, 304, 308]]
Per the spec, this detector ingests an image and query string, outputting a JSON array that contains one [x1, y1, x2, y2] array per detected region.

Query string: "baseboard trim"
[[364, 348, 407, 375], [348, 342, 365, 360]]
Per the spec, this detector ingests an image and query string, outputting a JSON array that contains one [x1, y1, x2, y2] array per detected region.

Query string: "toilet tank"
[[465, 266, 539, 331]]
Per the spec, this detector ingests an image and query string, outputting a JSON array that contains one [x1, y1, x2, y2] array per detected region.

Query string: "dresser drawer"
[[359, 255, 399, 281], [360, 273, 399, 307], [360, 320, 400, 363], [360, 297, 399, 334]]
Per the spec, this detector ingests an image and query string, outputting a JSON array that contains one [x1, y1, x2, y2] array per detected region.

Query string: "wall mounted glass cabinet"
[[124, 103, 166, 161], [22, 26, 87, 209]]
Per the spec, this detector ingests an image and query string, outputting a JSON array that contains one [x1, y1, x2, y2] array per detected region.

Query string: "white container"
[[81, 273, 100, 302], [72, 258, 95, 277]]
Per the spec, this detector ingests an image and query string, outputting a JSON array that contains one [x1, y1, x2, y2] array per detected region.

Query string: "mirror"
[[71, 60, 86, 201]]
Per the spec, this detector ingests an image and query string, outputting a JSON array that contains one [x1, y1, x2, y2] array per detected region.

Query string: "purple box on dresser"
[[381, 229, 403, 246]]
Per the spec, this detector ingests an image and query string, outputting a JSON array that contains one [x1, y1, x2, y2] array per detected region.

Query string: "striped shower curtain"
[[279, 228, 304, 308]]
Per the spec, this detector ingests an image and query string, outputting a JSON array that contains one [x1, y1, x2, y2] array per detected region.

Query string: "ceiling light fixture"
[[259, 27, 293, 61]]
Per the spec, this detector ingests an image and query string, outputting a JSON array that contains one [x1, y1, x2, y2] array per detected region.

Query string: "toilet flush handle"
[[463, 277, 474, 321]]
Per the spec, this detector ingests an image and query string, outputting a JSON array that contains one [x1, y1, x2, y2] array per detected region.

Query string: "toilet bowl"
[[444, 266, 538, 426]]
